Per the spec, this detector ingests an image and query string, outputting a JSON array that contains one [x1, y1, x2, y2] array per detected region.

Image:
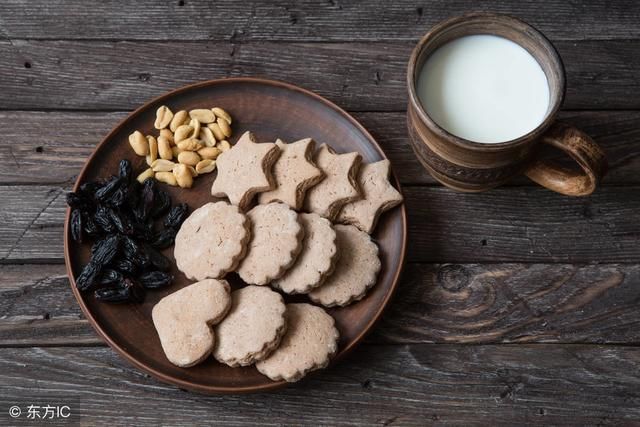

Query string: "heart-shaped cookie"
[[152, 279, 232, 367]]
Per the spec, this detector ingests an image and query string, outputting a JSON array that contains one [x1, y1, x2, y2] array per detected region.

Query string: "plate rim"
[[63, 77, 408, 394]]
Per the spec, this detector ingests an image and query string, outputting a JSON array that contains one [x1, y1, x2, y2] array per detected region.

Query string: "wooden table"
[[1, 1, 639, 425]]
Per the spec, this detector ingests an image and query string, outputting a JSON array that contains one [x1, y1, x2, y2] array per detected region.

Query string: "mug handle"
[[524, 122, 608, 196]]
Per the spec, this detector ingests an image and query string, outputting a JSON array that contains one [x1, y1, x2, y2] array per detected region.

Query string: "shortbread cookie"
[[337, 159, 403, 233], [272, 213, 337, 294], [258, 138, 324, 210], [213, 286, 287, 367], [256, 303, 339, 382], [236, 203, 304, 285], [211, 131, 280, 210], [309, 224, 381, 307], [303, 144, 362, 220], [174, 201, 250, 280], [152, 279, 231, 367]]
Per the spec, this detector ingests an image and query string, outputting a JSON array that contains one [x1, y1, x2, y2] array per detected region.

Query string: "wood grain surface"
[[0, 0, 639, 423]]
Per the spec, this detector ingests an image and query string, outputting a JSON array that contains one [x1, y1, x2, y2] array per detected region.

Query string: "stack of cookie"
[[153, 131, 403, 382]]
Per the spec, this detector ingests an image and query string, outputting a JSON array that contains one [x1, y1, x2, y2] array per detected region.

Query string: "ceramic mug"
[[407, 12, 607, 196]]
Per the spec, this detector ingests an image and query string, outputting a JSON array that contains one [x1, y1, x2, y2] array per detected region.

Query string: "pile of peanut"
[[129, 106, 234, 188]]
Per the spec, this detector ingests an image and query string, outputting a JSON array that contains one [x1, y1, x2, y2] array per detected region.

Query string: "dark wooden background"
[[1, 1, 639, 425]]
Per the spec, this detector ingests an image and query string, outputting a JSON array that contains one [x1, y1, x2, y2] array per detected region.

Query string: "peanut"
[[174, 124, 193, 143], [151, 159, 176, 172], [156, 171, 178, 186], [212, 107, 232, 125], [198, 146, 221, 160], [208, 122, 225, 141], [158, 136, 173, 160], [171, 146, 181, 158], [160, 128, 175, 145], [154, 105, 173, 130], [186, 165, 198, 177], [145, 154, 153, 167], [189, 108, 215, 124], [129, 131, 149, 156], [177, 151, 201, 166], [170, 110, 188, 132], [189, 118, 201, 138], [177, 137, 202, 152], [147, 136, 158, 163], [136, 167, 154, 183], [196, 159, 216, 174], [218, 140, 231, 152], [173, 164, 193, 188], [217, 116, 232, 137], [199, 127, 217, 146]]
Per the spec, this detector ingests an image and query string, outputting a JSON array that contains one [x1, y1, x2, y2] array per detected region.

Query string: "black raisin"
[[138, 178, 156, 221], [90, 234, 121, 267], [78, 181, 100, 198], [139, 271, 173, 289], [126, 181, 141, 210], [98, 269, 123, 285], [82, 213, 102, 238], [106, 186, 127, 207], [132, 218, 154, 242], [76, 261, 102, 291], [122, 235, 149, 268], [112, 258, 138, 276], [163, 203, 189, 229], [70, 209, 83, 243], [66, 192, 89, 209], [151, 228, 177, 249], [95, 175, 123, 202], [151, 189, 171, 219], [95, 278, 144, 304], [143, 243, 171, 272], [94, 206, 115, 233], [118, 159, 132, 183], [108, 208, 134, 235]]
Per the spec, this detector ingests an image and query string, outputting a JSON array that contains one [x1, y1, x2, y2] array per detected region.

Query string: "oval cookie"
[[256, 303, 339, 382], [174, 201, 250, 281], [213, 286, 287, 367], [236, 203, 304, 285], [152, 279, 231, 367], [308, 224, 381, 307], [272, 213, 337, 294]]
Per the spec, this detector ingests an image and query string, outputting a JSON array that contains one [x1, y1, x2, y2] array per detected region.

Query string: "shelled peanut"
[[129, 105, 234, 188]]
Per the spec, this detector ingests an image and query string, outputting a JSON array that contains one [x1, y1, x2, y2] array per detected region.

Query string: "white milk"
[[417, 34, 550, 144]]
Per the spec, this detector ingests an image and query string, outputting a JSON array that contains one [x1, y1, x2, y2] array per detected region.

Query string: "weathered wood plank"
[[1, 263, 639, 346], [1, 185, 638, 263], [1, 0, 638, 41], [1, 40, 638, 110], [0, 345, 638, 425], [1, 110, 638, 186]]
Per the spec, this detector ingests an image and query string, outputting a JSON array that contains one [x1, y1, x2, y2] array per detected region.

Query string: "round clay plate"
[[64, 78, 407, 394]]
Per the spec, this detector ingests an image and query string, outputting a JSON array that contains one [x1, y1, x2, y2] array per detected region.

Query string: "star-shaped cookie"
[[211, 131, 280, 210], [303, 144, 362, 220], [336, 159, 403, 233], [258, 138, 324, 210]]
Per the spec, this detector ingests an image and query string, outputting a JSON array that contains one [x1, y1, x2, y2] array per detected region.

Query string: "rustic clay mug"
[[407, 12, 607, 196]]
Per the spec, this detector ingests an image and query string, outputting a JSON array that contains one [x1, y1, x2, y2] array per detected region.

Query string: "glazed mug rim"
[[406, 12, 566, 152]]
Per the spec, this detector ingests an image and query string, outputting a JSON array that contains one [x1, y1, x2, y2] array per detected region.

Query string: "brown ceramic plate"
[[64, 78, 407, 394]]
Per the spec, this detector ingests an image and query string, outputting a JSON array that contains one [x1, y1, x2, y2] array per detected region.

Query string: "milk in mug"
[[416, 34, 550, 144]]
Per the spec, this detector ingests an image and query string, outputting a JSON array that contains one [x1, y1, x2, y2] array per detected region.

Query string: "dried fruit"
[[76, 261, 102, 291], [99, 269, 123, 286], [151, 227, 177, 249], [164, 203, 189, 229], [95, 278, 144, 303], [154, 105, 174, 130], [70, 209, 83, 243], [151, 190, 171, 218], [91, 235, 121, 267], [139, 271, 173, 289], [118, 159, 133, 183]]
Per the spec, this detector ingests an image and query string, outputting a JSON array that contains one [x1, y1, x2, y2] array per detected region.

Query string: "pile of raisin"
[[66, 159, 189, 303]]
